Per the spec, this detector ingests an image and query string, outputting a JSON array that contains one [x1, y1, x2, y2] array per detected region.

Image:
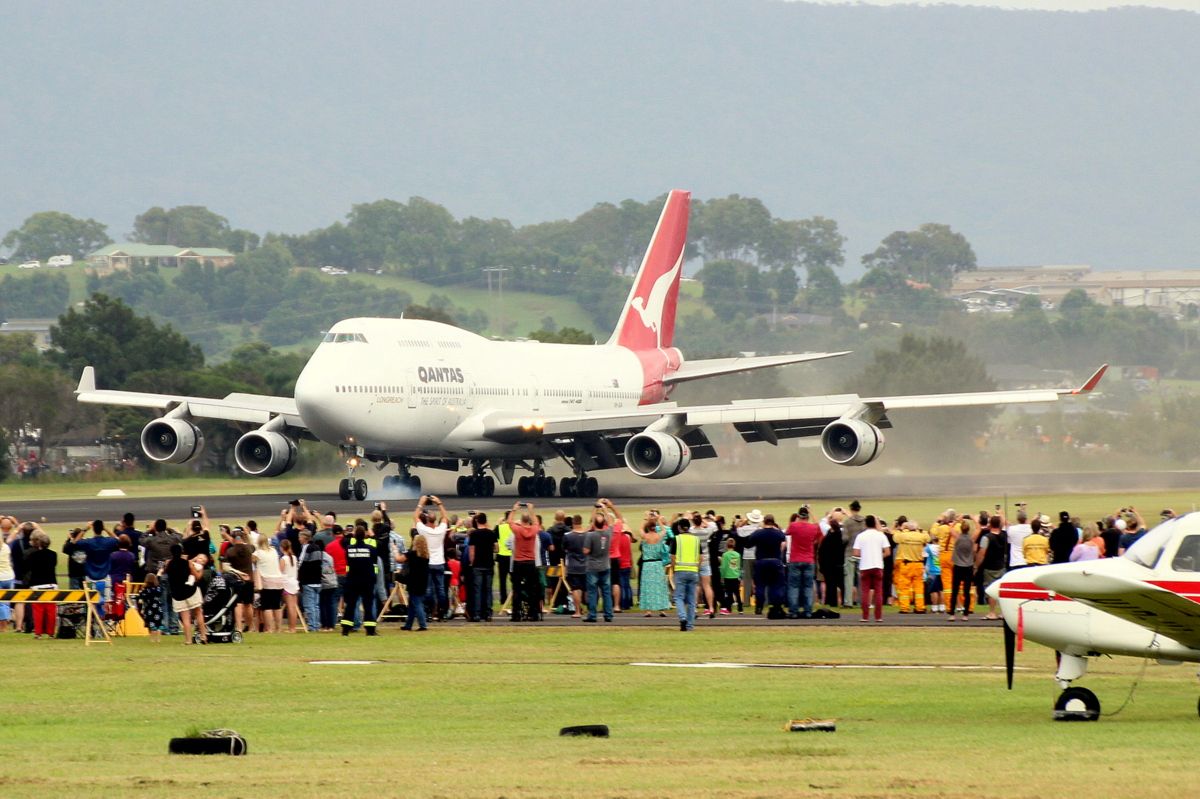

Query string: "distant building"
[[87, 243, 236, 275], [951, 265, 1200, 315], [0, 319, 54, 349]]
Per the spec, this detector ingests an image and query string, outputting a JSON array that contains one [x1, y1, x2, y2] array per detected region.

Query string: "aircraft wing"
[[485, 364, 1108, 447], [661, 351, 852, 385], [1034, 570, 1200, 649], [74, 367, 304, 428]]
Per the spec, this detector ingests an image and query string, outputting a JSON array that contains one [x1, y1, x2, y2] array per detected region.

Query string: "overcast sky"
[[801, 0, 1199, 9]]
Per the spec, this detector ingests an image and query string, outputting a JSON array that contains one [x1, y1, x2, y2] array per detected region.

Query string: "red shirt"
[[785, 521, 823, 564], [326, 535, 348, 575], [511, 522, 539, 562], [610, 528, 632, 568]]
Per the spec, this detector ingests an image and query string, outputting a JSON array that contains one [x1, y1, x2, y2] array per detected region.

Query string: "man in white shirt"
[[852, 515, 891, 623], [414, 495, 450, 621], [1006, 511, 1032, 570]]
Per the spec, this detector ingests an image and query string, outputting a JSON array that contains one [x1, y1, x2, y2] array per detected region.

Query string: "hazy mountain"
[[2, 1, 1197, 272]]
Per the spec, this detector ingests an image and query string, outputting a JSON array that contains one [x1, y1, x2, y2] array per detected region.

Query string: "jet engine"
[[624, 432, 692, 479], [820, 418, 885, 466], [234, 430, 298, 477], [140, 418, 205, 464]]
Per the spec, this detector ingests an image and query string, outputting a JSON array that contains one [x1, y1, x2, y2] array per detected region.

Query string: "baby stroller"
[[200, 573, 244, 643]]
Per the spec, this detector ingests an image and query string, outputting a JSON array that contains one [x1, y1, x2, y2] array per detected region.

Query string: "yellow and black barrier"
[[0, 589, 111, 645]]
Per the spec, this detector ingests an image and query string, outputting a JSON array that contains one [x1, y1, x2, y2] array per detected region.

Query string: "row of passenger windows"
[[333, 385, 633, 399]]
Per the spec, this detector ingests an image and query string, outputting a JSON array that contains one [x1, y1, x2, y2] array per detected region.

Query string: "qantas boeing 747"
[[75, 190, 1106, 500]]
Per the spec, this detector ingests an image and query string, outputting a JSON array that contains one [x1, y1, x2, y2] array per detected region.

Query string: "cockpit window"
[[322, 332, 368, 343], [1171, 534, 1200, 573], [1124, 520, 1177, 569]]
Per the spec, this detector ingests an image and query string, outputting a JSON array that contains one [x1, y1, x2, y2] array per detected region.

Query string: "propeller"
[[1003, 618, 1016, 690]]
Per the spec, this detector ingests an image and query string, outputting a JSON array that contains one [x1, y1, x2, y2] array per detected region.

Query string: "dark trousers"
[[424, 564, 447, 619], [586, 569, 613, 621], [511, 561, 540, 621], [472, 567, 493, 620], [618, 567, 633, 610], [318, 588, 337, 629], [340, 580, 377, 629], [721, 577, 742, 612], [949, 565, 974, 616], [496, 555, 511, 603], [753, 559, 785, 609]]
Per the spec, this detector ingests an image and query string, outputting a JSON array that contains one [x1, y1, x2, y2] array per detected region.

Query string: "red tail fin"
[[607, 189, 690, 350]]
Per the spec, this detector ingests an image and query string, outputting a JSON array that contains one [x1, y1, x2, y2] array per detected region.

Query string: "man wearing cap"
[[670, 518, 702, 631], [892, 521, 930, 614], [1049, 511, 1079, 564], [842, 501, 866, 608], [785, 507, 822, 619], [736, 510, 762, 612]]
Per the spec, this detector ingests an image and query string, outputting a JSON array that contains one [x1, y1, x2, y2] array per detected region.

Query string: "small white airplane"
[[75, 189, 1107, 501], [988, 515, 1200, 720]]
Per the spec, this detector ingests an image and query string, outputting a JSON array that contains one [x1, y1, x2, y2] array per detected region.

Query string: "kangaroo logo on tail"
[[608, 189, 690, 352]]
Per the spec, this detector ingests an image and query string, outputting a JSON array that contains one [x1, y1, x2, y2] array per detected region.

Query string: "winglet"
[[1072, 364, 1108, 395], [76, 366, 96, 394]]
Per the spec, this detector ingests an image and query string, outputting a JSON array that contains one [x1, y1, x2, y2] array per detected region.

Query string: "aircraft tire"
[[483, 476, 495, 496], [581, 477, 599, 498], [407, 475, 421, 494], [338, 479, 352, 501], [456, 476, 469, 497], [1053, 686, 1100, 721], [559, 724, 609, 738], [560, 477, 575, 498], [540, 476, 555, 497], [353, 479, 368, 501], [517, 476, 530, 497]]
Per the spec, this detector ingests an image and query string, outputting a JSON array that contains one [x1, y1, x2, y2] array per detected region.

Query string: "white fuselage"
[[292, 317, 658, 459]]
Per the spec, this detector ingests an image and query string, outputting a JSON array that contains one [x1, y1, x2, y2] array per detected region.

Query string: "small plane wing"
[[1034, 569, 1200, 649], [75, 366, 304, 427], [485, 364, 1108, 446], [662, 351, 852, 385]]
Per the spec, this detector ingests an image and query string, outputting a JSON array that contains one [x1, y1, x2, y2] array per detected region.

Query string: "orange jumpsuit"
[[893, 528, 931, 612]]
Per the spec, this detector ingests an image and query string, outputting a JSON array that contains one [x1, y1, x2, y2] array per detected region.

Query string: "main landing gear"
[[556, 474, 598, 499], [381, 462, 421, 494], [456, 472, 495, 498]]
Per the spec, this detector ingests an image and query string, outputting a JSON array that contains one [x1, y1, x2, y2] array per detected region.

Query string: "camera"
[[374, 502, 382, 511], [517, 501, 529, 508], [289, 499, 301, 507], [190, 506, 202, 518]]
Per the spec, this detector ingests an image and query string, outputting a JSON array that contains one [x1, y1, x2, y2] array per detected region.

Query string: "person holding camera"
[[507, 500, 542, 621], [413, 495, 451, 621]]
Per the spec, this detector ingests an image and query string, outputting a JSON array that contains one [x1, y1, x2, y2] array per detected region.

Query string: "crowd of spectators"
[[0, 497, 1164, 639]]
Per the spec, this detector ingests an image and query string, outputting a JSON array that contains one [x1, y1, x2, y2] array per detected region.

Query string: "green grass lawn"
[[2, 625, 1197, 798]]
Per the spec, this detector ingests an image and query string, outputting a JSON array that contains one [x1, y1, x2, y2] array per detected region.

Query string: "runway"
[[2, 470, 1196, 524]]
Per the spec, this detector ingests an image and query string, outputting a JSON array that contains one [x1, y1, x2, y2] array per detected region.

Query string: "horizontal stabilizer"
[[663, 351, 851, 385]]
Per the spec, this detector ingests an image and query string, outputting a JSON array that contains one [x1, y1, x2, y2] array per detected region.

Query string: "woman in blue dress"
[[639, 520, 670, 616]]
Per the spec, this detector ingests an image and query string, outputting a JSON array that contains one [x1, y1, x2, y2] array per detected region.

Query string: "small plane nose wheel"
[[1053, 686, 1100, 721]]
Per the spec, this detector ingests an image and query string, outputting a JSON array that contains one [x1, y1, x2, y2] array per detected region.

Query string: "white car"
[[47, 254, 73, 267], [18, 260, 41, 269]]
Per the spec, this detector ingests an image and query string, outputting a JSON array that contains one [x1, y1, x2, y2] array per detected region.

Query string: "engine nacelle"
[[234, 430, 298, 477], [820, 418, 886, 466], [624, 432, 693, 479], [140, 418, 205, 464]]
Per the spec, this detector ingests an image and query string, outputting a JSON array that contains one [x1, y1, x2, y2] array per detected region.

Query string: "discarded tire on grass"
[[559, 724, 609, 738], [168, 734, 248, 755]]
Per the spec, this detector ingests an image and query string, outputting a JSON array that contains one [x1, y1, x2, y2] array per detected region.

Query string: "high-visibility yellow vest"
[[497, 523, 513, 557], [674, 533, 701, 572]]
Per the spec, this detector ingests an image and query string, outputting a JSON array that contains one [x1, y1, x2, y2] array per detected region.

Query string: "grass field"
[[3, 625, 1198, 798]]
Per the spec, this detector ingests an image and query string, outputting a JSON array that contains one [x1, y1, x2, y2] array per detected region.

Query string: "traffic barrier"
[[0, 589, 111, 645]]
